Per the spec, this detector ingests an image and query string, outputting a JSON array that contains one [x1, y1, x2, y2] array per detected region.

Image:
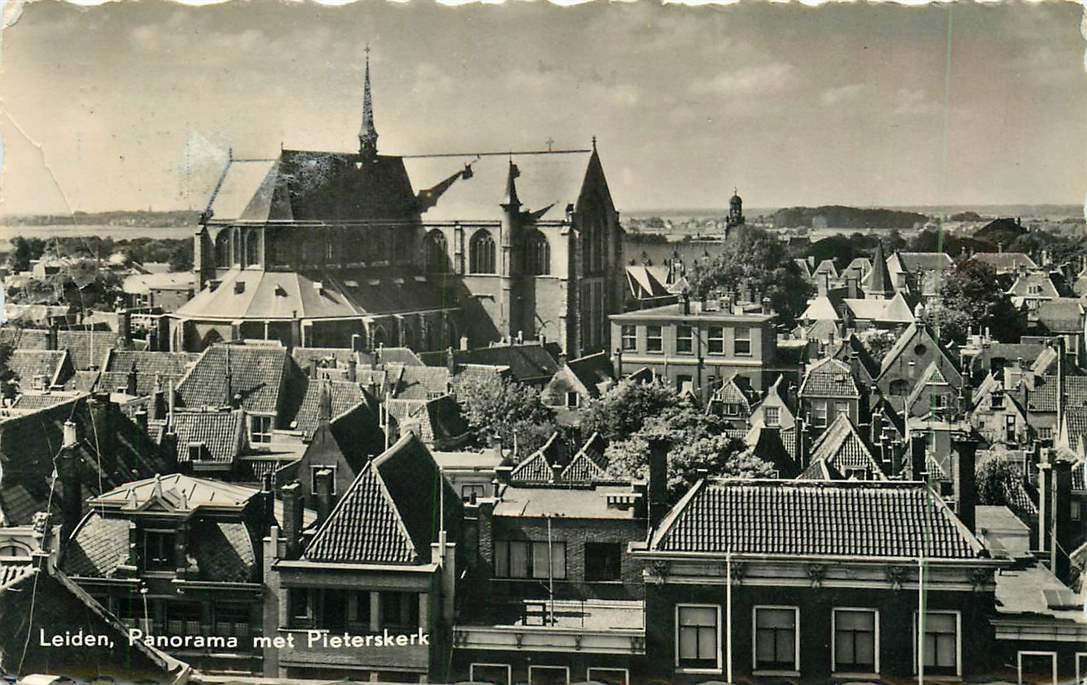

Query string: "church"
[[170, 55, 624, 357]]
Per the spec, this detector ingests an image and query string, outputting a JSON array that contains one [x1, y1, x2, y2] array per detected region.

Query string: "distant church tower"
[[358, 47, 379, 162], [726, 187, 745, 237]]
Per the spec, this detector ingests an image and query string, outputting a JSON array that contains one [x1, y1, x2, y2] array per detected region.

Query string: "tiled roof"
[[841, 293, 916, 324], [7, 350, 68, 389], [386, 395, 469, 448], [57, 329, 115, 371], [64, 370, 101, 392], [99, 350, 198, 397], [168, 410, 246, 464], [0, 396, 171, 526], [11, 392, 79, 411], [566, 352, 615, 398], [423, 343, 560, 384], [1033, 298, 1085, 334], [799, 357, 859, 398], [0, 562, 34, 590], [970, 252, 1038, 271], [1023, 375, 1087, 413], [560, 434, 610, 483], [62, 514, 133, 577], [800, 295, 840, 322], [650, 479, 984, 558], [1008, 272, 1061, 298], [894, 252, 954, 273], [377, 347, 425, 367], [796, 459, 844, 481], [904, 361, 956, 412], [304, 435, 459, 565], [1064, 407, 1087, 452], [511, 433, 568, 482], [177, 344, 287, 415], [190, 519, 258, 582], [291, 378, 366, 438], [388, 364, 451, 400], [831, 335, 880, 381], [879, 321, 959, 379], [807, 414, 886, 478]]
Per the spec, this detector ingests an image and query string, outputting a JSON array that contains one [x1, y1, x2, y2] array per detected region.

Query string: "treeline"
[[3, 210, 200, 227], [772, 205, 928, 229], [7, 236, 193, 272]]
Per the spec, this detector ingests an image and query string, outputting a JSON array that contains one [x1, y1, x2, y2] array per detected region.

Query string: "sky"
[[0, 0, 1084, 215]]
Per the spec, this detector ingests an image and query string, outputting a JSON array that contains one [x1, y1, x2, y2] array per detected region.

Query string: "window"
[[834, 401, 850, 419], [246, 230, 261, 267], [347, 590, 372, 631], [621, 325, 637, 352], [915, 611, 959, 675], [676, 325, 694, 354], [723, 402, 740, 417], [707, 327, 724, 355], [525, 230, 550, 275], [470, 230, 496, 274], [754, 606, 798, 672], [0, 543, 30, 559], [677, 605, 719, 670], [889, 379, 910, 396], [461, 484, 486, 502], [310, 464, 338, 496], [833, 609, 878, 673], [251, 415, 273, 443], [566, 391, 580, 408], [765, 406, 780, 427], [844, 467, 869, 481], [585, 542, 622, 582], [991, 392, 1005, 409], [646, 326, 663, 353], [494, 540, 566, 579], [424, 231, 448, 273], [381, 591, 420, 632], [1017, 651, 1057, 685], [470, 664, 511, 685], [586, 668, 628, 685], [735, 327, 752, 356], [528, 665, 569, 685], [1071, 500, 1080, 521], [289, 589, 312, 628], [143, 530, 174, 571], [165, 602, 202, 637], [812, 403, 828, 427], [1038, 426, 1053, 441], [215, 602, 251, 638]]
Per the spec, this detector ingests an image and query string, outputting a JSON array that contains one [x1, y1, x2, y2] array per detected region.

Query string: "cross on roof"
[[545, 137, 555, 151]]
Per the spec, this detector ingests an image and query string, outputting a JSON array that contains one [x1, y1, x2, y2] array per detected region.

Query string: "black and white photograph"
[[0, 1, 1084, 684]]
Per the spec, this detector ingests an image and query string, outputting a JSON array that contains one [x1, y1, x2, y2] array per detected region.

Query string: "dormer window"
[[143, 530, 175, 571]]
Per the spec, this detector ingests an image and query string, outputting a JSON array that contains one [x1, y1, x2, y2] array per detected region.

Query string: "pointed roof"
[[878, 321, 959, 379], [799, 357, 860, 399], [807, 413, 886, 478], [904, 360, 955, 412], [358, 48, 379, 159], [865, 241, 893, 297], [501, 160, 521, 207], [800, 295, 840, 322]]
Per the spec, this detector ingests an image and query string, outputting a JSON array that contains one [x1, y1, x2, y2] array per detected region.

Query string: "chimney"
[[446, 347, 458, 375], [258, 473, 276, 537], [117, 305, 132, 348], [460, 335, 470, 351], [88, 392, 114, 462], [678, 290, 690, 316], [910, 433, 927, 481], [134, 407, 148, 433], [314, 467, 334, 525], [558, 352, 567, 367], [58, 421, 83, 542], [846, 276, 858, 299], [281, 481, 304, 559], [347, 355, 357, 383], [647, 437, 669, 527], [125, 363, 138, 396], [550, 462, 563, 483], [351, 333, 362, 352], [1037, 450, 1073, 581], [951, 432, 977, 532], [47, 321, 59, 351], [309, 358, 319, 379], [761, 297, 772, 316]]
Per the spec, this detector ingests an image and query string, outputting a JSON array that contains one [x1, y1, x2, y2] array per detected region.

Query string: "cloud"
[[819, 83, 865, 106], [692, 63, 796, 96]]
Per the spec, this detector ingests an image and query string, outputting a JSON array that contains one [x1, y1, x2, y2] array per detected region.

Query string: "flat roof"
[[494, 484, 643, 520], [611, 303, 774, 323]]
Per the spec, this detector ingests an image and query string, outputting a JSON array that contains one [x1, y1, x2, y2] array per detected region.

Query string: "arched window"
[[232, 229, 242, 265], [524, 230, 550, 275], [215, 233, 230, 268], [371, 325, 387, 350], [0, 543, 30, 558], [470, 230, 496, 274], [424, 231, 449, 273]]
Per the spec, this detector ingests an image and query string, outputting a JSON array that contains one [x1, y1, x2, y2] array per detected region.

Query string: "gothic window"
[[215, 233, 230, 268], [524, 230, 550, 275], [470, 230, 496, 274], [371, 325, 387, 349], [424, 231, 449, 273], [232, 229, 242, 265]]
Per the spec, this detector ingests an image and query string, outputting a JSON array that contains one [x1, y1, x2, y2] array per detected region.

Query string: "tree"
[[589, 380, 776, 501], [168, 245, 194, 272], [452, 373, 557, 455], [6, 236, 46, 272], [923, 259, 1026, 344], [690, 225, 814, 326], [976, 456, 1031, 520]]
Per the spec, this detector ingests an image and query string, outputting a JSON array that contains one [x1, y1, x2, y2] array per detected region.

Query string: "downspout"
[[726, 549, 733, 684], [917, 553, 925, 685]]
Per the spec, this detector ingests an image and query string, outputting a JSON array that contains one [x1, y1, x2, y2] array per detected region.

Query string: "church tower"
[[358, 47, 379, 162], [726, 187, 745, 236]]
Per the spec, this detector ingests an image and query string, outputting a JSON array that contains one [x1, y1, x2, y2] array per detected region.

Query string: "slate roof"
[[511, 433, 567, 482], [61, 514, 132, 578], [864, 242, 893, 295], [303, 434, 460, 565], [904, 361, 956, 412], [807, 413, 886, 478], [167, 410, 247, 464], [649, 479, 984, 558], [1033, 298, 1085, 334], [376, 347, 425, 366], [64, 370, 101, 392], [206, 151, 419, 223], [387, 364, 452, 400], [176, 267, 452, 321], [970, 252, 1038, 272], [7, 350, 69, 389], [402, 150, 596, 223], [177, 344, 288, 415], [386, 395, 469, 448], [1008, 272, 1061, 299], [893, 252, 954, 273], [799, 357, 860, 398], [841, 293, 915, 324], [98, 350, 199, 397], [626, 265, 672, 300], [830, 335, 881, 382], [10, 392, 80, 411], [879, 321, 959, 378], [800, 295, 840, 322]]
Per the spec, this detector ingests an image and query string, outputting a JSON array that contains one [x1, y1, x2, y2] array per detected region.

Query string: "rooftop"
[[611, 302, 774, 323], [494, 482, 643, 520]]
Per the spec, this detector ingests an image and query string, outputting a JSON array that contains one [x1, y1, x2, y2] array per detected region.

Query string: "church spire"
[[358, 45, 379, 162]]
